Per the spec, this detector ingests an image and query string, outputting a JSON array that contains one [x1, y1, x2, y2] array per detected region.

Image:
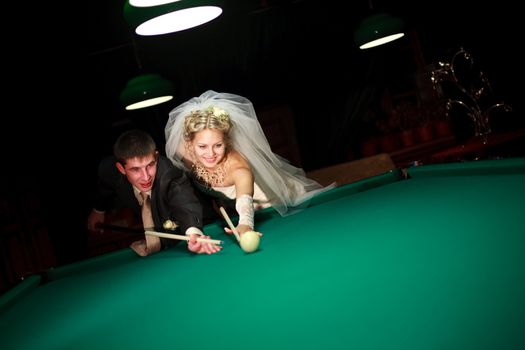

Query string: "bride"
[[165, 90, 334, 236]]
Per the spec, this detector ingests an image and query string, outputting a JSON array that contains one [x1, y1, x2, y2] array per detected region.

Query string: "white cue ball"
[[240, 230, 260, 253]]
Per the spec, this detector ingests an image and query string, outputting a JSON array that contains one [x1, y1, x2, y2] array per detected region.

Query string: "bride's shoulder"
[[225, 150, 251, 172], [227, 150, 245, 162]]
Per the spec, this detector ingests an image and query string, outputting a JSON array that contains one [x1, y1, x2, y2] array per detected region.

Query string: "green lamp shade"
[[120, 74, 175, 110], [354, 13, 405, 50], [124, 0, 222, 36], [130, 0, 180, 6]]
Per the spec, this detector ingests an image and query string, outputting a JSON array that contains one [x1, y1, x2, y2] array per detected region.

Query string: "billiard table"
[[1, 157, 524, 350]]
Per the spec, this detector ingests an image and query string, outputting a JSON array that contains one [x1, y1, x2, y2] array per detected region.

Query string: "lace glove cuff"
[[236, 194, 254, 229]]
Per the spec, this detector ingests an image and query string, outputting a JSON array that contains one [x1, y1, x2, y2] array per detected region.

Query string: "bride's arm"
[[229, 157, 255, 235]]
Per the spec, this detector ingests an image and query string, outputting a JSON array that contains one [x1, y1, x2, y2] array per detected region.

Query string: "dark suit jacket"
[[93, 155, 205, 247]]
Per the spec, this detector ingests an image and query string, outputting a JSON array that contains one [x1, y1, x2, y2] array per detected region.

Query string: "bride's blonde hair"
[[183, 106, 232, 143]]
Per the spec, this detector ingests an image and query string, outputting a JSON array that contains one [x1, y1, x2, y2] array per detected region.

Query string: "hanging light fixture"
[[130, 0, 180, 6], [123, 0, 223, 36], [120, 73, 175, 110], [354, 1, 405, 50]]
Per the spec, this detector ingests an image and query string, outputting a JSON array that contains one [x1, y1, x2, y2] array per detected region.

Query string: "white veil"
[[165, 90, 334, 216]]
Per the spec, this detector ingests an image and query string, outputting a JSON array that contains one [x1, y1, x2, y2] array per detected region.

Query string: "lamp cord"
[[130, 33, 143, 71]]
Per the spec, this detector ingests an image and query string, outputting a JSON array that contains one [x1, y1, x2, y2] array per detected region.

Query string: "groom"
[[87, 129, 221, 256]]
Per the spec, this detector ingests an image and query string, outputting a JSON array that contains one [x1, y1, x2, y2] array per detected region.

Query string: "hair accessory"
[[204, 106, 230, 122]]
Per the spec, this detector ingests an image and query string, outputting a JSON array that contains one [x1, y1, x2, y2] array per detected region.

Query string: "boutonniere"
[[163, 219, 178, 231]]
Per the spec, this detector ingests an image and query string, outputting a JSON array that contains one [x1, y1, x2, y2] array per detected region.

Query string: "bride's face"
[[191, 128, 226, 169]]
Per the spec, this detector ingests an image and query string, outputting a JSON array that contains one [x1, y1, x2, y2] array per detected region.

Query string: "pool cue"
[[95, 223, 222, 245], [219, 207, 241, 242], [145, 230, 222, 245]]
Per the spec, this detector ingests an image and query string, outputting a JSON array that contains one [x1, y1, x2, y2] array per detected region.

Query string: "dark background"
[[85, 0, 522, 169], [2, 0, 523, 269]]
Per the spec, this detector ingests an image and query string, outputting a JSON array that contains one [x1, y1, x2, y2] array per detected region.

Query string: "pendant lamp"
[[130, 0, 180, 6], [354, 0, 405, 50], [120, 73, 175, 110], [123, 0, 223, 36]]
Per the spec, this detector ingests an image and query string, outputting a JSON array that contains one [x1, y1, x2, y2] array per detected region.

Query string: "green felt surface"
[[1, 159, 524, 350]]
